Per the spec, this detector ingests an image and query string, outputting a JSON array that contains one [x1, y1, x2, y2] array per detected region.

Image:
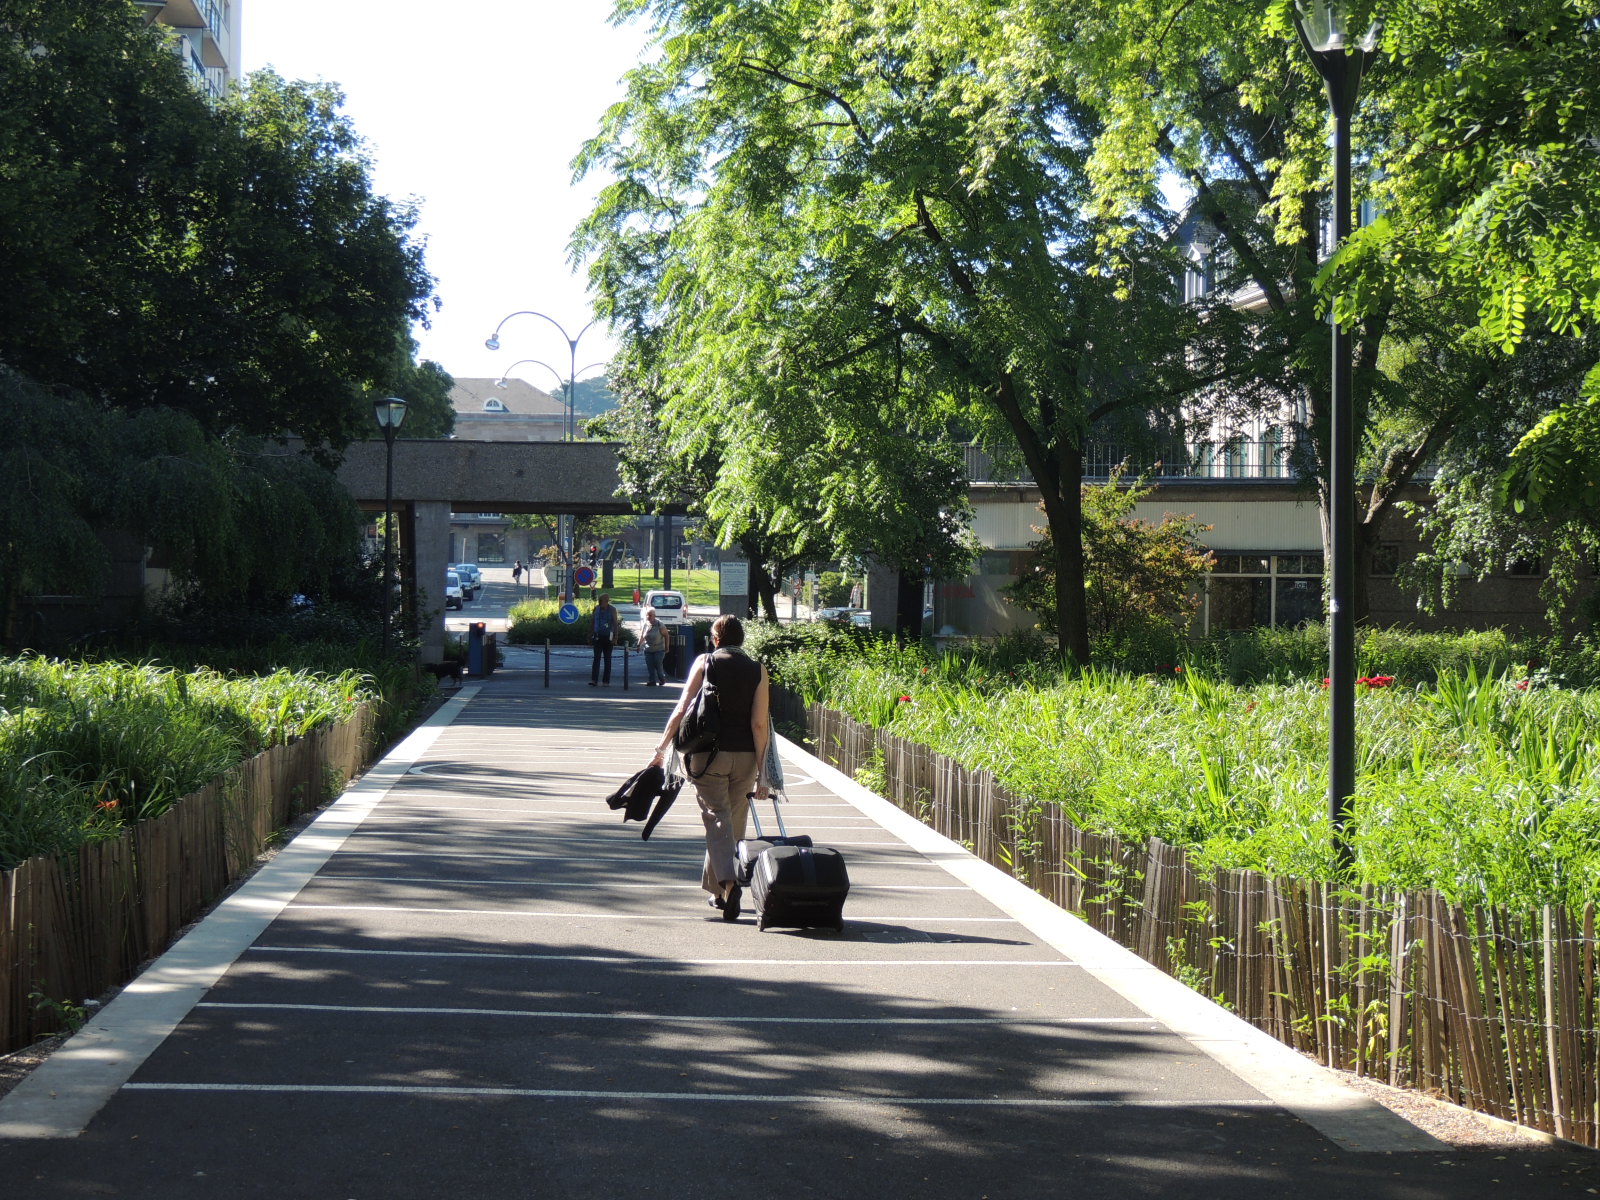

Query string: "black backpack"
[[673, 653, 721, 777]]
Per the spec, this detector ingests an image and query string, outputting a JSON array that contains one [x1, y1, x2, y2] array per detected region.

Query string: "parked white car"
[[643, 589, 689, 626], [444, 571, 464, 610]]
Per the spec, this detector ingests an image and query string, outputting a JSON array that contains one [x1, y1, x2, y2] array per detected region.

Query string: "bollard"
[[544, 639, 550, 688], [622, 645, 630, 690], [467, 622, 486, 676]]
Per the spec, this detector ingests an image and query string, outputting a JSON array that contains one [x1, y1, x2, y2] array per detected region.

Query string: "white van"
[[643, 589, 688, 627]]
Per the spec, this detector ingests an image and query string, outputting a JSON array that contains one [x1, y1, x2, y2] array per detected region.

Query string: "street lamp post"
[[485, 311, 604, 601], [373, 396, 409, 657], [1292, 1, 1380, 869]]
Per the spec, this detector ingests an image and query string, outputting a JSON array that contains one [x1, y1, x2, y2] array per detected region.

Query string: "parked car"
[[850, 611, 872, 628], [815, 606, 857, 624], [445, 571, 464, 610], [643, 589, 689, 626], [450, 563, 481, 599]]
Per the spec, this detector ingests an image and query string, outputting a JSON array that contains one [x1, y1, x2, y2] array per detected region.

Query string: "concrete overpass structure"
[[331, 439, 682, 661]]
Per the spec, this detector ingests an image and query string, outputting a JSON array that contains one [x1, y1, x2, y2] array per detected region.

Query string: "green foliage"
[[506, 599, 639, 647], [0, 4, 437, 449], [774, 634, 1600, 912], [0, 654, 377, 868], [1005, 467, 1214, 647], [0, 367, 370, 644], [815, 573, 854, 607]]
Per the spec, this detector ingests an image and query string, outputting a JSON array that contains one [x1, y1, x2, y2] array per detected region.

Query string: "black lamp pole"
[[374, 397, 408, 657], [1293, 1, 1379, 869]]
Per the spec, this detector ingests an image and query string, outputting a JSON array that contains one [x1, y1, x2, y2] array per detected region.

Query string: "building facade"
[[137, 0, 241, 99]]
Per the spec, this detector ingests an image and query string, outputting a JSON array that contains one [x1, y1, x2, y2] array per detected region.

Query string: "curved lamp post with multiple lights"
[[494, 356, 611, 438], [484, 311, 601, 443], [373, 396, 408, 657], [1291, 0, 1380, 868], [485, 311, 606, 601]]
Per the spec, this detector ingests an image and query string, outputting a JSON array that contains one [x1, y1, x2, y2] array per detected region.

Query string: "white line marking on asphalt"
[[248, 947, 1081, 968], [0, 689, 480, 1142], [311, 874, 970, 891], [283, 904, 1019, 923], [121, 1082, 1276, 1109], [781, 736, 1450, 1153], [195, 1002, 1157, 1027]]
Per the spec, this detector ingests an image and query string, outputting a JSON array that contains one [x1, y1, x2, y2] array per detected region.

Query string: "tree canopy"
[[0, 0, 439, 450]]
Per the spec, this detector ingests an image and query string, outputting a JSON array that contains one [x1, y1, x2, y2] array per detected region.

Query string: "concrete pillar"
[[412, 500, 452, 663]]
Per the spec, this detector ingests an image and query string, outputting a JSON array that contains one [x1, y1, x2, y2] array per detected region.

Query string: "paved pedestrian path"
[[0, 663, 1591, 1198]]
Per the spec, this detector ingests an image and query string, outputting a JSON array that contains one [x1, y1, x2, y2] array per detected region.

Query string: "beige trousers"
[[689, 749, 758, 894]]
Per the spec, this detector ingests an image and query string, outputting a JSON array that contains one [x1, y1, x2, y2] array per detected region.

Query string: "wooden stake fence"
[[0, 707, 372, 1054], [803, 697, 1600, 1148]]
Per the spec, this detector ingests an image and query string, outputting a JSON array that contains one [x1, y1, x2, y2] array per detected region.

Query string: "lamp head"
[[484, 334, 501, 351], [1294, 1, 1380, 53], [494, 377, 509, 389], [373, 396, 408, 430]]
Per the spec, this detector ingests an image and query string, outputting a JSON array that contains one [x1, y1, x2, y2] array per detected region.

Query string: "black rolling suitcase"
[[751, 842, 849, 932], [735, 793, 813, 886]]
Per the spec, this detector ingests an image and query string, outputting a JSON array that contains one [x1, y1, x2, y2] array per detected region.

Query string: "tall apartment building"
[[137, 0, 242, 99]]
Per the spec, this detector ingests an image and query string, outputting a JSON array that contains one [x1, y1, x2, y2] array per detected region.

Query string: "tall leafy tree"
[[578, 0, 1244, 658], [0, 2, 437, 450]]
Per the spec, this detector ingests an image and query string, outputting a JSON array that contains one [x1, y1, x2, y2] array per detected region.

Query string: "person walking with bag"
[[650, 615, 769, 920], [589, 593, 618, 686], [638, 606, 670, 687]]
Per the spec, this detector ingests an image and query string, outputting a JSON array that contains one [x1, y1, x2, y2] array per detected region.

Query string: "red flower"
[[1174, 665, 1184, 674], [96, 799, 119, 811], [1514, 680, 1530, 691], [898, 694, 911, 703]]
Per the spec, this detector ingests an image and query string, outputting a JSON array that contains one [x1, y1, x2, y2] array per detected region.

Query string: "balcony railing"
[[965, 439, 1309, 485]]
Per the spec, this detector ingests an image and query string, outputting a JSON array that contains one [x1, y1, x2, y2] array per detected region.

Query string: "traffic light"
[[589, 545, 599, 566]]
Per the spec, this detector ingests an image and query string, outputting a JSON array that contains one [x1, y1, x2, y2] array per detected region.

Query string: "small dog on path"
[[422, 660, 465, 687]]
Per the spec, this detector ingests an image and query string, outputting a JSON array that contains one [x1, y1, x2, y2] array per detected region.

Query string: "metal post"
[[544, 639, 550, 689], [1328, 101, 1356, 868], [1294, 3, 1376, 872], [381, 429, 396, 657]]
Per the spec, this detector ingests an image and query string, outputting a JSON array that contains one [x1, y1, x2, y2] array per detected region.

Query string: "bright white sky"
[[241, 1, 653, 386]]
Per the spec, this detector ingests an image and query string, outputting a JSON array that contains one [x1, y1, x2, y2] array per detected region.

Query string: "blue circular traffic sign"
[[574, 565, 597, 587], [558, 604, 580, 625]]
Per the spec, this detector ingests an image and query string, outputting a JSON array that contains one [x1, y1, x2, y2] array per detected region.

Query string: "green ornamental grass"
[[765, 633, 1600, 914], [0, 655, 374, 869]]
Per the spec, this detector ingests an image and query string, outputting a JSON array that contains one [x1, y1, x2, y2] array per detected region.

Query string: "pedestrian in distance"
[[589, 593, 618, 686], [512, 559, 523, 587], [639, 606, 671, 687], [650, 615, 770, 920]]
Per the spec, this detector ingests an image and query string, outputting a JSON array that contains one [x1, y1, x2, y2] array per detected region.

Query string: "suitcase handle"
[[746, 791, 789, 841]]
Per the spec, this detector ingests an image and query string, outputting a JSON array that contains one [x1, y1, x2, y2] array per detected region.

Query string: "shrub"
[[506, 598, 638, 646]]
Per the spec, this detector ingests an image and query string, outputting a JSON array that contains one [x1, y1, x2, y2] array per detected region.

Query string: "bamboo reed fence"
[[0, 707, 372, 1055], [793, 695, 1600, 1148]]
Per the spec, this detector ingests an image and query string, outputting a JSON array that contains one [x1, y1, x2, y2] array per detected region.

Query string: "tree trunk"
[[1039, 444, 1091, 663]]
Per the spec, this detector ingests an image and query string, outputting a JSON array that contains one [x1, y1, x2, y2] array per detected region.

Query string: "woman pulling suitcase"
[[649, 615, 770, 921]]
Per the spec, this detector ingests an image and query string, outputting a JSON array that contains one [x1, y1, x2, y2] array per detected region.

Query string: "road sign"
[[574, 565, 596, 587], [558, 603, 580, 625]]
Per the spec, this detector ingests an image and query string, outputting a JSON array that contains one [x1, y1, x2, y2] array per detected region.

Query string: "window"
[[1508, 557, 1542, 577], [1205, 553, 1323, 633], [483, 398, 507, 412]]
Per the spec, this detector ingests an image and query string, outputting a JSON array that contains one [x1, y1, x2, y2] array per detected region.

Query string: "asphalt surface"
[[0, 646, 1594, 1198]]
